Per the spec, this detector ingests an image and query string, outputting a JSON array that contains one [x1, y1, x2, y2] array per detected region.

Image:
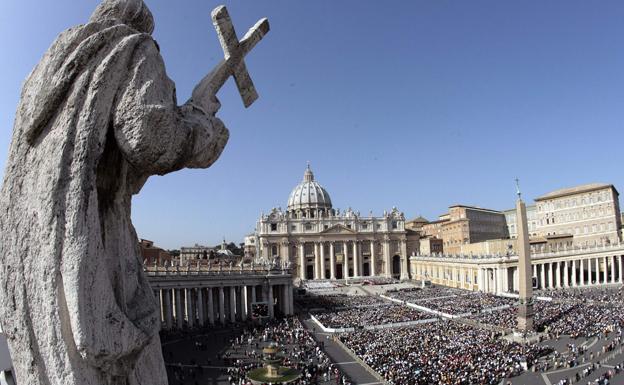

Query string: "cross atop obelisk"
[[515, 178, 534, 332]]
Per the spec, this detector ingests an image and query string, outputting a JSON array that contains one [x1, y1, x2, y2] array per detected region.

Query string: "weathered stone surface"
[[0, 1, 267, 384]]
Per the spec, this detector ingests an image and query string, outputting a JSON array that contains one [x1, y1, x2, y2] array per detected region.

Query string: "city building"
[[180, 239, 240, 264], [422, 205, 508, 254], [245, 164, 413, 280], [503, 205, 538, 239], [533, 183, 621, 248], [139, 239, 172, 265]]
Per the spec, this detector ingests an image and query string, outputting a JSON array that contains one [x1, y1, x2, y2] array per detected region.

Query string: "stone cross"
[[211, 5, 270, 107]]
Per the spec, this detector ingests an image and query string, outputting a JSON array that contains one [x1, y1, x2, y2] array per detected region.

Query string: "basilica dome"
[[287, 164, 332, 212]]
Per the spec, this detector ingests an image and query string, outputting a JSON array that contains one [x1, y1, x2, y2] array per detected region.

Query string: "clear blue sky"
[[1, 1, 623, 249]]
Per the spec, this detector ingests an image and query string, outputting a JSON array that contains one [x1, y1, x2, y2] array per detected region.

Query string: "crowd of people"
[[338, 320, 552, 385], [312, 304, 435, 328], [469, 299, 623, 338], [295, 294, 387, 311], [222, 317, 352, 385], [415, 292, 516, 315], [537, 286, 624, 304], [385, 286, 468, 303]]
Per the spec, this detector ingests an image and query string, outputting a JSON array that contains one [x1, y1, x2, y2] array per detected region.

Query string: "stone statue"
[[0, 1, 269, 384]]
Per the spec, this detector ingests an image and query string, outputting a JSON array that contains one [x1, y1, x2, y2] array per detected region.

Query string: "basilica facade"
[[245, 165, 414, 281]]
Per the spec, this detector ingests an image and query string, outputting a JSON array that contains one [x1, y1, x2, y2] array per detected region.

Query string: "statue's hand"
[[188, 60, 228, 115]]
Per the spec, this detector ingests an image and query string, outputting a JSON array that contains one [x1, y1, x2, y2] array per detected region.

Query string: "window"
[[305, 224, 312, 231], [392, 221, 398, 229], [361, 223, 368, 230], [291, 225, 297, 231], [270, 223, 277, 231]]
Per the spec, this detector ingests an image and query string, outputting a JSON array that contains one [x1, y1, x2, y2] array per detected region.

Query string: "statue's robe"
[[0, 19, 228, 385]]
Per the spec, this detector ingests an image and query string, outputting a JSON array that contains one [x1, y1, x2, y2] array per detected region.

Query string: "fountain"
[[247, 342, 301, 384]]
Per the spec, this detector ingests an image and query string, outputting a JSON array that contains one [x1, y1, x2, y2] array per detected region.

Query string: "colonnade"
[[150, 276, 294, 330], [529, 254, 624, 289], [410, 252, 624, 294]]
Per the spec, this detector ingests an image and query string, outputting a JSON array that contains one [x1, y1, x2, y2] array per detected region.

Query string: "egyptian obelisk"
[[515, 179, 534, 331]]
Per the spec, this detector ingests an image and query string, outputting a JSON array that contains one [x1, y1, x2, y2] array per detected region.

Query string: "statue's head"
[[90, 0, 155, 34]]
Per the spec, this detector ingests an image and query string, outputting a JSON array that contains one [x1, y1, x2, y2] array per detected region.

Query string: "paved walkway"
[[303, 319, 384, 385]]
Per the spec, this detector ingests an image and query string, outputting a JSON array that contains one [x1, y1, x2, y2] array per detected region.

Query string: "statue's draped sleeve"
[[113, 38, 229, 177]]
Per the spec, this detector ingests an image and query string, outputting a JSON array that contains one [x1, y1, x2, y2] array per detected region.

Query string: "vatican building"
[[245, 165, 414, 281]]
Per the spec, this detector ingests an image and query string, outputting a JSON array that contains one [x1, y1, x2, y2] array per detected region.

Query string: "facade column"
[[251, 285, 257, 305], [353, 241, 360, 277], [619, 255, 623, 284], [313, 243, 320, 280], [556, 262, 561, 288], [548, 263, 554, 289], [163, 289, 173, 329], [532, 264, 537, 279], [540, 264, 546, 289], [175, 289, 184, 329], [185, 288, 194, 328], [383, 240, 391, 278], [329, 242, 336, 279], [611, 255, 616, 284], [229, 287, 236, 322], [299, 243, 306, 280], [207, 288, 215, 325], [219, 286, 226, 325], [320, 242, 326, 279], [604, 256, 609, 284], [581, 259, 587, 285], [288, 283, 294, 315], [595, 258, 600, 285], [563, 261, 569, 287], [400, 240, 409, 280], [571, 259, 577, 287], [197, 288, 204, 326], [370, 240, 376, 277], [343, 241, 349, 279]]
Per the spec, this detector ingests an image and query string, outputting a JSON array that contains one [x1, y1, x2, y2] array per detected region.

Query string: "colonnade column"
[[548, 263, 554, 288], [595, 258, 600, 285], [320, 242, 326, 279], [185, 288, 194, 328], [556, 262, 561, 288], [299, 243, 306, 280], [370, 240, 376, 277], [329, 242, 336, 279], [229, 287, 236, 323], [611, 255, 616, 284], [164, 289, 173, 329], [267, 284, 274, 319], [196, 288, 204, 326], [219, 286, 226, 325], [242, 286, 249, 320], [572, 259, 577, 287], [175, 289, 184, 329], [619, 255, 623, 284], [353, 241, 360, 277], [540, 264, 546, 289], [564, 261, 569, 287], [207, 288, 215, 325]]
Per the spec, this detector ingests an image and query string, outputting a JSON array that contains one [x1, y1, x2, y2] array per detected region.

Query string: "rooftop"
[[535, 183, 615, 201]]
